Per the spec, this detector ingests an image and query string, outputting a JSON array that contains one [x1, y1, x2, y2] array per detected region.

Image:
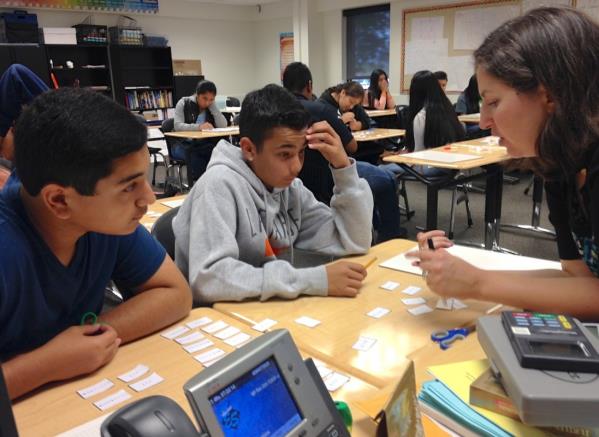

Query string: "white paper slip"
[[367, 307, 390, 319], [93, 389, 132, 411], [184, 338, 214, 353], [175, 331, 205, 345], [452, 299, 468, 310], [118, 364, 149, 383], [352, 336, 377, 352], [401, 297, 426, 306], [380, 281, 399, 291], [402, 286, 422, 296], [195, 348, 226, 365], [295, 316, 321, 328], [186, 317, 212, 329], [252, 318, 278, 332], [77, 378, 114, 399], [408, 304, 434, 316], [204, 355, 226, 367], [129, 372, 164, 392], [160, 198, 185, 208], [214, 326, 241, 340], [206, 127, 239, 132], [225, 332, 252, 348], [202, 320, 229, 334], [161, 325, 190, 340], [56, 414, 109, 436], [436, 298, 453, 310], [314, 362, 333, 379], [405, 150, 480, 163], [324, 372, 350, 392]]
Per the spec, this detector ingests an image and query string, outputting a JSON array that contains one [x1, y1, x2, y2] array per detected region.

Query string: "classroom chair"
[[226, 96, 240, 107], [159, 118, 188, 193], [151, 206, 180, 259]]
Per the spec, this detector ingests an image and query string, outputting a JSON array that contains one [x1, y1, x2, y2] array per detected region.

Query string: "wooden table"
[[365, 109, 396, 118], [140, 194, 186, 231], [164, 127, 240, 140], [215, 239, 500, 387], [13, 308, 380, 437], [222, 106, 241, 114], [458, 113, 481, 124], [384, 137, 510, 250], [353, 128, 405, 142]]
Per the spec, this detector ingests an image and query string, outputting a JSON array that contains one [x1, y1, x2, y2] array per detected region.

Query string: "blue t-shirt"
[[0, 184, 166, 358]]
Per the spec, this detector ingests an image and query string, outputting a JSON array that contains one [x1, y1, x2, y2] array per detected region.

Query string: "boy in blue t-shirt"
[[0, 88, 192, 399]]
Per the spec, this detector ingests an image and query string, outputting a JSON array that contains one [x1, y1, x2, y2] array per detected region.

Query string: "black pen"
[[427, 238, 435, 250], [426, 238, 450, 308]]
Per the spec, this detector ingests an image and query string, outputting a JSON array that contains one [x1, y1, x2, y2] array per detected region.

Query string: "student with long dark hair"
[[456, 75, 480, 115], [319, 81, 371, 131], [412, 7, 599, 318], [364, 69, 395, 110], [402, 70, 465, 176]]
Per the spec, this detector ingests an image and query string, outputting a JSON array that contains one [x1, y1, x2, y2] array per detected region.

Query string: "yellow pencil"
[[362, 256, 378, 269]]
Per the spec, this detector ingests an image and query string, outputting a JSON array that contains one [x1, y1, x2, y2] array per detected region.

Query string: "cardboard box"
[[43, 27, 76, 45], [173, 59, 202, 76]]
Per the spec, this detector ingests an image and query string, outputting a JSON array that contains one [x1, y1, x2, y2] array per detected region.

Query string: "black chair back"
[[151, 206, 180, 259], [298, 149, 334, 206], [226, 96, 241, 107]]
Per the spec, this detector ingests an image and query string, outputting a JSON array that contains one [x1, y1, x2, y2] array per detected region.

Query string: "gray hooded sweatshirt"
[[172, 140, 374, 304]]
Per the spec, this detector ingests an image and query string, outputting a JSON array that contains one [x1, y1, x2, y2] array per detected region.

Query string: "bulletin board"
[[401, 0, 574, 93]]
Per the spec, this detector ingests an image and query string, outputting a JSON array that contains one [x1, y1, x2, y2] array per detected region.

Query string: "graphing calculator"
[[501, 311, 599, 373]]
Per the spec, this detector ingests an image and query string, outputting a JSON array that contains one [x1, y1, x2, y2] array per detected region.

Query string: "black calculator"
[[501, 311, 599, 373]]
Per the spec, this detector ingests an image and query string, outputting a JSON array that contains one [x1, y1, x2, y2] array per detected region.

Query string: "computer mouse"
[[100, 395, 201, 437]]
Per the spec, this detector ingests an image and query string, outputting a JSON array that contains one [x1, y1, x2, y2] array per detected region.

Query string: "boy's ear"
[[39, 184, 74, 220], [239, 137, 258, 162]]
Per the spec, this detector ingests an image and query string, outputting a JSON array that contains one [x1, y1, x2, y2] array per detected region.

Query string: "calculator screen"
[[529, 341, 586, 357]]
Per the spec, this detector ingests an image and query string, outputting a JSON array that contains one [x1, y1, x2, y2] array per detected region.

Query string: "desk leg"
[[500, 175, 556, 239], [426, 183, 440, 231], [484, 165, 504, 250]]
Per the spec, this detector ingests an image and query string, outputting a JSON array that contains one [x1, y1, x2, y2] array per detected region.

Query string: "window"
[[344, 4, 390, 82]]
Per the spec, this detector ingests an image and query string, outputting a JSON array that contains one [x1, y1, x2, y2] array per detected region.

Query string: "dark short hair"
[[282, 62, 312, 94], [239, 84, 310, 151], [433, 71, 448, 81], [326, 81, 364, 99], [196, 80, 217, 95], [15, 88, 147, 196], [475, 7, 599, 175]]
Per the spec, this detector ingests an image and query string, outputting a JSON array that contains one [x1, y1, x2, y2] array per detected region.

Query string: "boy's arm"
[[209, 103, 228, 128], [99, 256, 192, 343], [294, 121, 373, 255], [174, 98, 200, 131]]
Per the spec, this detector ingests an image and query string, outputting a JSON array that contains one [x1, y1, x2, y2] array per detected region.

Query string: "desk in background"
[[140, 195, 186, 231], [13, 308, 381, 437], [353, 128, 405, 142], [384, 137, 510, 250], [215, 239, 500, 387], [164, 127, 240, 140], [365, 109, 396, 118], [458, 113, 481, 124]]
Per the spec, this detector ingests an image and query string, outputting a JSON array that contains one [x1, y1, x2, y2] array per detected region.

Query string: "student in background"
[[434, 71, 448, 93], [172, 80, 227, 182], [404, 70, 465, 176], [1, 88, 192, 399], [412, 7, 599, 318], [173, 84, 372, 304], [283, 62, 405, 242], [0, 64, 49, 189], [319, 81, 371, 131], [363, 69, 395, 110], [456, 75, 480, 115]]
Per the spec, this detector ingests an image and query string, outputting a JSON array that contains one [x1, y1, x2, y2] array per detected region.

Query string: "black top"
[[294, 94, 354, 149], [318, 89, 372, 132], [545, 145, 599, 276]]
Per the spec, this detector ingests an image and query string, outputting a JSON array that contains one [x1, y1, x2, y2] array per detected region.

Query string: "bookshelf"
[[45, 44, 113, 98], [110, 46, 174, 116]]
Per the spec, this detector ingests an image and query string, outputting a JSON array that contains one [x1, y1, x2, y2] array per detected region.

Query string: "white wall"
[[253, 16, 294, 89]]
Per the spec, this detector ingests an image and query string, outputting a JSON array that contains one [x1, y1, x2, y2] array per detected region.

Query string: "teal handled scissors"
[[431, 327, 472, 350]]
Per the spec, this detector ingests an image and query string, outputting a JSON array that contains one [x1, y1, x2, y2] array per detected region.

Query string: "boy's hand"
[[39, 324, 121, 381], [200, 122, 214, 130], [306, 121, 351, 169], [340, 112, 355, 124], [348, 120, 362, 131], [325, 261, 367, 297]]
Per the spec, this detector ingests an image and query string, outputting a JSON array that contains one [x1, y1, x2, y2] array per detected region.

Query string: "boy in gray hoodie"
[[173, 84, 374, 304]]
